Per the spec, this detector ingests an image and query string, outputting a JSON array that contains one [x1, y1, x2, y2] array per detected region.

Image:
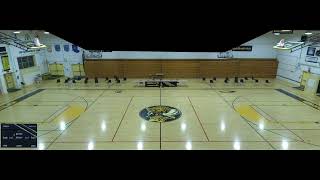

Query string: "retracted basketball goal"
[[273, 33, 320, 53]]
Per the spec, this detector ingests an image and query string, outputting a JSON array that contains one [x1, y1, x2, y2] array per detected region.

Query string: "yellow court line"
[[50, 103, 86, 125], [235, 104, 319, 125], [235, 105, 269, 125]]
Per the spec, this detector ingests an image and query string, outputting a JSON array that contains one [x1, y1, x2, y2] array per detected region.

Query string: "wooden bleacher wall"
[[84, 59, 278, 78]]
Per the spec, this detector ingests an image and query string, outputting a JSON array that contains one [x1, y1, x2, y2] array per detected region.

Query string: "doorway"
[[4, 73, 18, 92], [1, 55, 10, 71], [300, 71, 311, 88], [49, 63, 64, 76]]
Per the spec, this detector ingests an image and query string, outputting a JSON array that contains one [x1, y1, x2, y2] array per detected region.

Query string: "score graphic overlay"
[[1, 124, 37, 148]]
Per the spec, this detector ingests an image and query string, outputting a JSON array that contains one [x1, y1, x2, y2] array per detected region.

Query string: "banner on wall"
[[306, 56, 319, 63], [47, 45, 52, 53], [306, 46, 320, 63], [72, 45, 80, 53], [307, 47, 316, 56], [64, 45, 70, 52], [55, 45, 61, 52], [232, 45, 252, 51], [217, 51, 233, 58], [85, 50, 103, 59]]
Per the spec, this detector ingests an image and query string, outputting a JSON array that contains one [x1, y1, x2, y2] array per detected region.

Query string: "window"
[[17, 56, 35, 69], [1, 55, 10, 71]]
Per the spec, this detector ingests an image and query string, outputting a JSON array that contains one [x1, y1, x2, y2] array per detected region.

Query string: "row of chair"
[[57, 76, 127, 84], [202, 77, 271, 84]]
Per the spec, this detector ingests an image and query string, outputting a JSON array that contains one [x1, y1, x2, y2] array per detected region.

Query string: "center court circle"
[[139, 105, 182, 123]]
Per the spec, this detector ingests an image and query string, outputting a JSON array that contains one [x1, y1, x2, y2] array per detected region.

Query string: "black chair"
[[123, 77, 127, 81], [116, 79, 120, 83], [64, 78, 70, 83], [56, 79, 60, 83], [202, 77, 206, 81], [255, 79, 259, 83], [266, 80, 270, 83], [94, 77, 99, 83], [72, 79, 76, 83], [108, 80, 112, 83], [234, 77, 239, 83], [210, 80, 213, 83], [240, 79, 244, 83]]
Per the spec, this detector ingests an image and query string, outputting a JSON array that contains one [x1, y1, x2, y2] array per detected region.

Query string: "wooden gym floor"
[[1, 78, 320, 150]]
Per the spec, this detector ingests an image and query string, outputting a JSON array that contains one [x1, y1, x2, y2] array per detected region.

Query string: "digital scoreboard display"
[[1, 124, 37, 148]]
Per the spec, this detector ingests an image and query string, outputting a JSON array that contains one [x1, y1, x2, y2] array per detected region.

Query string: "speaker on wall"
[[316, 50, 320, 56]]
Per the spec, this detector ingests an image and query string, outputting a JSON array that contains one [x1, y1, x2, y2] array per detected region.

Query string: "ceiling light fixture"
[[305, 31, 313, 35], [13, 31, 21, 34]]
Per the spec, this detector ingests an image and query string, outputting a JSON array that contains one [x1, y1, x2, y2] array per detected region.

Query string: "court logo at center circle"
[[139, 105, 182, 123]]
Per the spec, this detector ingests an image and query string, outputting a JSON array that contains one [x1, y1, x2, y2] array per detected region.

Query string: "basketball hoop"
[[273, 40, 304, 50]]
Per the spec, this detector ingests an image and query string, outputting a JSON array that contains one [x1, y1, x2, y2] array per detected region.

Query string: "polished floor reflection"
[[1, 78, 320, 150]]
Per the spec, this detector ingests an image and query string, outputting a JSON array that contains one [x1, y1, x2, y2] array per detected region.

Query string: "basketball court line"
[[275, 89, 320, 109], [215, 91, 277, 149], [230, 94, 320, 148], [111, 96, 134, 142], [160, 122, 162, 150], [41, 140, 299, 143], [2, 80, 319, 150], [252, 104, 306, 142], [187, 96, 210, 141], [43, 86, 276, 91], [254, 105, 306, 106], [44, 91, 104, 150], [0, 89, 45, 111]]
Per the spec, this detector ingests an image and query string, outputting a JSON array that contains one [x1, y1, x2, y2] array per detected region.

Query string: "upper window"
[[17, 56, 35, 69]]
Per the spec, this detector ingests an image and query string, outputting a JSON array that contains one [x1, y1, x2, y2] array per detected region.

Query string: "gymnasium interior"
[[1, 29, 320, 150]]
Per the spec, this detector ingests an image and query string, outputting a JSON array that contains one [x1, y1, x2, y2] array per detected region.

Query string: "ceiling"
[[1, 3, 319, 52]]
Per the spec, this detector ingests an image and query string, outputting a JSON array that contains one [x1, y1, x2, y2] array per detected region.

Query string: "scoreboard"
[[1, 124, 37, 148]]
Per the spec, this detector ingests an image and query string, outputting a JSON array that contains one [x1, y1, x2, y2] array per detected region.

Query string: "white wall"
[[0, 30, 85, 93], [7, 43, 45, 86], [232, 31, 278, 58], [90, 31, 277, 60], [275, 30, 320, 84], [0, 29, 284, 93], [39, 33, 84, 77]]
